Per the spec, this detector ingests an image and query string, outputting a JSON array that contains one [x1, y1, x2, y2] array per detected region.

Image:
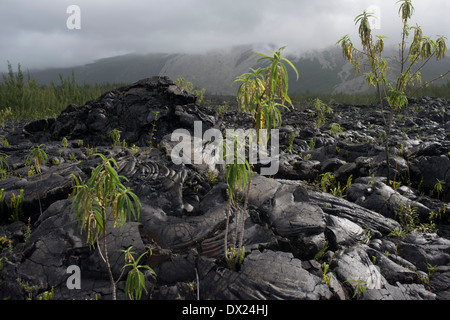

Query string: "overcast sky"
[[1, 0, 449, 73]]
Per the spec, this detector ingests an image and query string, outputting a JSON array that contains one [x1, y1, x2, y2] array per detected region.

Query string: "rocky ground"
[[0, 76, 449, 300]]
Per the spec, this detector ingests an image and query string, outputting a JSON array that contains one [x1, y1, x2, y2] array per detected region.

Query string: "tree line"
[[0, 62, 126, 121], [1, 61, 449, 123]]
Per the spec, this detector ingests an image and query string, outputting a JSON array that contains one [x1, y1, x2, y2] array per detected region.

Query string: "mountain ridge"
[[23, 44, 450, 96]]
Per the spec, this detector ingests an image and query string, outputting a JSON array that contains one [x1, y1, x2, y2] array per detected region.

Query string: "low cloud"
[[1, 0, 449, 72]]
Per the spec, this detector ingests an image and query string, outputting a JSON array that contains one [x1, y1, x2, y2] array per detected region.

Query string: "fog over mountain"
[[26, 44, 450, 95], [2, 0, 450, 74]]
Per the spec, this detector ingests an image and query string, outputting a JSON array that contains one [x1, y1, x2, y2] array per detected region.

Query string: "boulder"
[[198, 250, 332, 300]]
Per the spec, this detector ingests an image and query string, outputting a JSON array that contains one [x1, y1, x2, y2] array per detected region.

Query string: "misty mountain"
[[26, 44, 450, 96]]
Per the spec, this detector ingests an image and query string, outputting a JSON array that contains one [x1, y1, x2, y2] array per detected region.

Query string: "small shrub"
[[109, 129, 122, 147], [71, 153, 141, 300], [311, 98, 333, 128], [122, 246, 156, 300], [0, 153, 9, 180], [9, 189, 24, 222], [27, 145, 48, 174]]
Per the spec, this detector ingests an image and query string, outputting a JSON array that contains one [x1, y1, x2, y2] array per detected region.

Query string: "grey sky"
[[1, 0, 449, 73]]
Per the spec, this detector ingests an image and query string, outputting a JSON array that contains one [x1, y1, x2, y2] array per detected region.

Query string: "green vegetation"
[[0, 62, 126, 120], [121, 246, 156, 300], [310, 98, 333, 128], [176, 76, 206, 105], [315, 172, 353, 198], [109, 129, 122, 147], [26, 145, 48, 175], [330, 123, 343, 138], [0, 153, 9, 180], [224, 46, 298, 270], [0, 189, 5, 215], [61, 137, 68, 149], [287, 132, 296, 151], [390, 202, 437, 238], [8, 189, 24, 222], [26, 145, 48, 215], [314, 240, 329, 261], [434, 179, 445, 200], [38, 287, 54, 300], [147, 111, 160, 148], [337, 0, 449, 184], [345, 278, 367, 299], [321, 262, 332, 287], [1, 61, 449, 124], [317, 172, 336, 193], [71, 153, 141, 300]]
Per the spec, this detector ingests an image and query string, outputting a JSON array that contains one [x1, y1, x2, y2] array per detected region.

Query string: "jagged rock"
[[307, 187, 401, 237], [395, 232, 450, 273], [331, 246, 387, 293], [411, 155, 450, 202], [361, 282, 436, 300], [429, 266, 450, 300], [293, 159, 321, 181], [366, 247, 423, 285], [325, 214, 369, 251], [0, 163, 83, 223], [197, 250, 332, 300], [23, 76, 216, 147], [347, 179, 432, 220]]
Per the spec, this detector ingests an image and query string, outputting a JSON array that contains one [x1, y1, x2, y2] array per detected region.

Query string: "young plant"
[[434, 179, 445, 200], [8, 189, 24, 222], [0, 153, 9, 180], [322, 262, 332, 287], [345, 278, 367, 299], [331, 175, 353, 198], [27, 145, 48, 175], [27, 145, 48, 215], [330, 123, 343, 138], [130, 145, 140, 156], [235, 46, 298, 133], [394, 203, 419, 234], [61, 137, 68, 149], [0, 137, 9, 147], [84, 145, 96, 158], [0, 107, 13, 127], [175, 76, 206, 104], [38, 286, 54, 300], [318, 172, 336, 193], [287, 132, 296, 151], [314, 240, 329, 261], [308, 138, 315, 151], [223, 149, 251, 271], [121, 246, 156, 300], [311, 98, 333, 128], [71, 153, 141, 300], [148, 111, 160, 148], [337, 0, 449, 184], [224, 46, 298, 270], [0, 189, 5, 215], [109, 129, 122, 147]]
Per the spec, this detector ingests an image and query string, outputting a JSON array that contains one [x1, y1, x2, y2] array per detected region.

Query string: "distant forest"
[[0, 63, 126, 121], [1, 62, 450, 122]]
